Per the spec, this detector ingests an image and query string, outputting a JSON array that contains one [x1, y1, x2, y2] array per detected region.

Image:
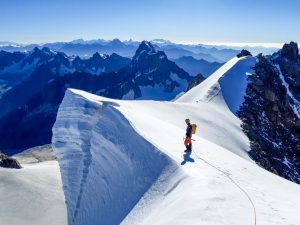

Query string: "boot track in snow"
[[192, 149, 257, 225]]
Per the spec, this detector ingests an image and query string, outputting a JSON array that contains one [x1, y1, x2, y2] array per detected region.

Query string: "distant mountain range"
[[0, 41, 192, 151], [0, 39, 280, 64], [174, 56, 223, 77], [0, 47, 130, 100], [1, 38, 278, 63]]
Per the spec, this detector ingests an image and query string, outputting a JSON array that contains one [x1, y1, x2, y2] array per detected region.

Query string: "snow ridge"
[[177, 56, 256, 114], [52, 89, 178, 225], [52, 88, 300, 225], [53, 90, 103, 224]]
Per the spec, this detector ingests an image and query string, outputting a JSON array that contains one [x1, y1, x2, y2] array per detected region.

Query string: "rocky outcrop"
[[186, 73, 205, 91], [237, 49, 252, 58], [281, 41, 299, 61], [0, 152, 22, 169], [238, 42, 300, 184]]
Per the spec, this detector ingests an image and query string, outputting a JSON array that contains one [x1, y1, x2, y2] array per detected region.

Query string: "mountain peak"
[[133, 41, 156, 59], [281, 41, 299, 61], [94, 52, 110, 59], [91, 52, 102, 59], [110, 38, 124, 46], [29, 47, 56, 58], [140, 40, 155, 51], [71, 38, 85, 44], [32, 46, 42, 53], [177, 56, 257, 114]]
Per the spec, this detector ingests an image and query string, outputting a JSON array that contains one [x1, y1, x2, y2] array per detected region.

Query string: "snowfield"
[[52, 57, 300, 225], [0, 146, 67, 225]]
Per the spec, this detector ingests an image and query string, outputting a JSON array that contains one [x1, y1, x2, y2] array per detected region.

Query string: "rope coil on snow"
[[192, 150, 257, 225]]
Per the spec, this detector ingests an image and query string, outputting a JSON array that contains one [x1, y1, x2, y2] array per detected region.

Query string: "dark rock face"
[[186, 74, 205, 91], [0, 47, 130, 100], [133, 41, 156, 59], [281, 41, 299, 61], [238, 42, 300, 184], [0, 51, 26, 70], [0, 152, 22, 169], [101, 40, 192, 99], [237, 49, 252, 58], [0, 48, 130, 115]]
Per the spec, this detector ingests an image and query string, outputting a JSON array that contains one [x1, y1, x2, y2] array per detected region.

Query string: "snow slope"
[[53, 88, 300, 225], [52, 92, 178, 225], [177, 56, 257, 114], [0, 146, 67, 225]]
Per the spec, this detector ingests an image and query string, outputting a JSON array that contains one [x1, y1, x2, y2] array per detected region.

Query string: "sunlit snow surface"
[[53, 85, 300, 225], [0, 146, 67, 225], [177, 56, 257, 114]]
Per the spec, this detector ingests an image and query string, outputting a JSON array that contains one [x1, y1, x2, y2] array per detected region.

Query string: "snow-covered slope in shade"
[[0, 147, 67, 225], [177, 56, 257, 113], [53, 89, 300, 225]]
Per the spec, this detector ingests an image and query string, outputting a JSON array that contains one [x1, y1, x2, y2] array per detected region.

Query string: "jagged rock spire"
[[281, 41, 299, 61]]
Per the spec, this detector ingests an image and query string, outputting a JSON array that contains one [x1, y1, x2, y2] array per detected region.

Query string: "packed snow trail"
[[192, 149, 257, 225], [53, 89, 300, 225]]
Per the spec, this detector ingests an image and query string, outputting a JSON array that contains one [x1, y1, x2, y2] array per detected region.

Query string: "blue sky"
[[1, 0, 299, 45]]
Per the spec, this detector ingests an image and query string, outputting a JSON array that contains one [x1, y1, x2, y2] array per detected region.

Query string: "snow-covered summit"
[[52, 88, 300, 225], [177, 56, 257, 113]]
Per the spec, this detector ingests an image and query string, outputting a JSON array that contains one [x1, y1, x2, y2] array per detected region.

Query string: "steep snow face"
[[53, 89, 300, 225], [52, 90, 179, 225], [177, 56, 256, 113]]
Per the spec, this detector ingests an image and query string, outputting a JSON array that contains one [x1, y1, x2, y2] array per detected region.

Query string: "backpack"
[[191, 124, 197, 134]]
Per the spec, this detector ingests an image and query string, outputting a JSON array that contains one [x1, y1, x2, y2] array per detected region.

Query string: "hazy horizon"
[[1, 0, 299, 46], [0, 37, 286, 49]]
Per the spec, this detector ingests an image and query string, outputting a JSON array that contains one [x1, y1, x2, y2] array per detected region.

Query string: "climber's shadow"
[[181, 153, 195, 165]]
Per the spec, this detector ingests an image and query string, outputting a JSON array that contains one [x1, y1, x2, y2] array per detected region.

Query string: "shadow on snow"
[[181, 153, 195, 165]]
